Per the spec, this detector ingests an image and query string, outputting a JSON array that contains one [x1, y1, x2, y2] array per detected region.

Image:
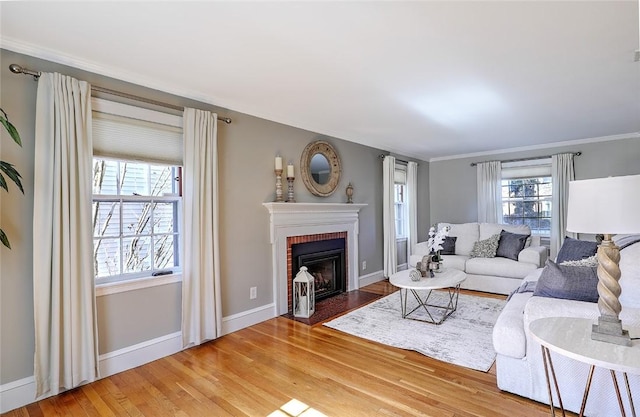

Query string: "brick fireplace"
[[263, 202, 366, 315], [287, 232, 347, 313]]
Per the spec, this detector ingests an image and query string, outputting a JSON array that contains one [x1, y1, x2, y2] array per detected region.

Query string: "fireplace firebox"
[[292, 238, 346, 302]]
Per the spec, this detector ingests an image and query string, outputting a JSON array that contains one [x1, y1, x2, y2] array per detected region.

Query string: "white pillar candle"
[[287, 163, 294, 177], [298, 296, 307, 313], [275, 156, 283, 170]]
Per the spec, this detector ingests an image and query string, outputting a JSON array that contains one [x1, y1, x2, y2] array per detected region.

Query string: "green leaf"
[[0, 161, 23, 193], [0, 172, 7, 192], [0, 228, 10, 249], [0, 116, 22, 147]]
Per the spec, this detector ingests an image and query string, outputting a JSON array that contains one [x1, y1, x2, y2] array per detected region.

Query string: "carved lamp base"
[[592, 315, 632, 346], [592, 237, 632, 346]]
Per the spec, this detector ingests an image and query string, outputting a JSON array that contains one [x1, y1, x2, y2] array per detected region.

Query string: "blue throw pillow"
[[556, 237, 598, 264], [533, 260, 599, 303], [496, 230, 529, 261]]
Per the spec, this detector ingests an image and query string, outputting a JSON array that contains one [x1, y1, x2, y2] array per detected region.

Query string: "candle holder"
[[286, 177, 295, 202], [274, 169, 284, 202]]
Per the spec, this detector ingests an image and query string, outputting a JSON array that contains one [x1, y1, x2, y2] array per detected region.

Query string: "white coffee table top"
[[389, 268, 466, 290], [529, 317, 640, 375]]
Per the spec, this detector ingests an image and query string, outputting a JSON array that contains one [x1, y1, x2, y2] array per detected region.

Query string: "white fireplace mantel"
[[263, 202, 367, 315]]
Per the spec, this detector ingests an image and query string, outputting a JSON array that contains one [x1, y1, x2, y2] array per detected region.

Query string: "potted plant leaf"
[[0, 108, 24, 248]]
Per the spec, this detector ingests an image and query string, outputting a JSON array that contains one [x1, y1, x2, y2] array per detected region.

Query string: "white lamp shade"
[[566, 174, 640, 234]]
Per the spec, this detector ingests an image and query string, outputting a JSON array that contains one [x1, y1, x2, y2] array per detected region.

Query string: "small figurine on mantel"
[[346, 182, 354, 203]]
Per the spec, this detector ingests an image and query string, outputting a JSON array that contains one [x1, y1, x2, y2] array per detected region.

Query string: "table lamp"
[[566, 174, 640, 346]]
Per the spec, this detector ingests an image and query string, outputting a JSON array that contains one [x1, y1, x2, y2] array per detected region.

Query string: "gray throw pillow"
[[496, 230, 529, 261], [470, 234, 500, 258], [556, 237, 598, 264], [440, 236, 457, 255], [533, 260, 599, 303]]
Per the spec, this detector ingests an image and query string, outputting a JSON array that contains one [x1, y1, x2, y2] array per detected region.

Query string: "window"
[[394, 183, 407, 238], [394, 164, 408, 239], [501, 177, 552, 236], [92, 98, 183, 285], [92, 159, 181, 283]]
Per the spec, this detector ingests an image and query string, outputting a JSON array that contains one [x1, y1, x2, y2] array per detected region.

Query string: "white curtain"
[[182, 108, 222, 347], [406, 161, 418, 256], [383, 156, 397, 277], [33, 73, 98, 397], [477, 161, 503, 223], [551, 153, 575, 259]]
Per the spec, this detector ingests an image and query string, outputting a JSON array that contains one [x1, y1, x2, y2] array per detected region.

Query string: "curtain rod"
[[9, 64, 232, 124], [378, 154, 410, 165], [469, 151, 581, 167]]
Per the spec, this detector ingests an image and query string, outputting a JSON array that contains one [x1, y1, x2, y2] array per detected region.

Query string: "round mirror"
[[310, 153, 331, 185], [300, 140, 341, 197]]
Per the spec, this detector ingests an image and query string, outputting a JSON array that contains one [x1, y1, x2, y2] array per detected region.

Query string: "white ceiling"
[[1, 1, 639, 161]]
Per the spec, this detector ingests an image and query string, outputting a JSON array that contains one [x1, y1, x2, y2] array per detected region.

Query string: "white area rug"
[[323, 291, 505, 372]]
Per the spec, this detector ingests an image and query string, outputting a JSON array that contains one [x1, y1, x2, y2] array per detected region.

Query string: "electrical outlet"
[[250, 287, 257, 300], [362, 261, 366, 270]]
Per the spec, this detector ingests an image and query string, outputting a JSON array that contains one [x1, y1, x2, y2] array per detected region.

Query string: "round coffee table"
[[389, 268, 466, 325]]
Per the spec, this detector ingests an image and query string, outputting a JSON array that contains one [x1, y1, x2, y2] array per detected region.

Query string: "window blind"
[[92, 98, 183, 165], [501, 158, 551, 179], [394, 164, 407, 184]]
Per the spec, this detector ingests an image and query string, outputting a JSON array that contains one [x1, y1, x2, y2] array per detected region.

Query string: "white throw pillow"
[[619, 241, 640, 309]]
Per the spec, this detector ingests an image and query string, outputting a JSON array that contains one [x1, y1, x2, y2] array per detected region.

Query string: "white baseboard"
[[0, 304, 278, 413], [0, 375, 36, 414], [0, 331, 184, 413], [221, 303, 276, 335], [359, 269, 385, 287], [98, 331, 183, 378]]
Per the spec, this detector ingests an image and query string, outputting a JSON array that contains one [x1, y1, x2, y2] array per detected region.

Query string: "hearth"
[[292, 238, 346, 302]]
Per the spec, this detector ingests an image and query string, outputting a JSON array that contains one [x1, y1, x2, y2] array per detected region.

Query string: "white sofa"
[[410, 222, 548, 295], [493, 236, 640, 416]]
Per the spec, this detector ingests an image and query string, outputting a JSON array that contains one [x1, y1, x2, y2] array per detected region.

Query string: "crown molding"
[[3, 38, 638, 165], [1, 37, 225, 110], [428, 132, 640, 163]]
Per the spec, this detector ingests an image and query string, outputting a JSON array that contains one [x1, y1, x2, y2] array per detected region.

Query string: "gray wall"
[[3, 46, 636, 388], [0, 48, 427, 384], [429, 137, 640, 225]]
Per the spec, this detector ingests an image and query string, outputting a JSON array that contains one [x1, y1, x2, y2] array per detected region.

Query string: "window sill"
[[96, 273, 182, 297]]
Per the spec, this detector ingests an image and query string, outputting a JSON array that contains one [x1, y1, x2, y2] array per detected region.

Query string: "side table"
[[529, 317, 640, 417]]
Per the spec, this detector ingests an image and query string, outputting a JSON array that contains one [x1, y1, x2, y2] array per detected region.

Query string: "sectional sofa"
[[410, 222, 548, 295], [492, 236, 640, 416]]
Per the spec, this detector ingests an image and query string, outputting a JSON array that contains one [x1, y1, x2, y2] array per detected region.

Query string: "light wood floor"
[[3, 281, 568, 417]]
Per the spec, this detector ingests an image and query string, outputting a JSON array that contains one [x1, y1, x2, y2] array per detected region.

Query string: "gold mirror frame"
[[300, 140, 342, 197]]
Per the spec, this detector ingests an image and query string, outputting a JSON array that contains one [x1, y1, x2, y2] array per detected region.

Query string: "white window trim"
[[96, 273, 182, 296]]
